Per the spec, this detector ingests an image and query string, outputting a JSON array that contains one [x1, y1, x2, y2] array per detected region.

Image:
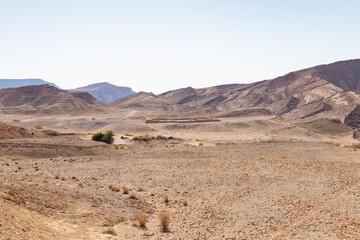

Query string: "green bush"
[[92, 130, 114, 144], [92, 132, 104, 141], [103, 130, 114, 144]]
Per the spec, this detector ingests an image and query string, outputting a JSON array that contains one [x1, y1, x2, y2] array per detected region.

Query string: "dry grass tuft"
[[281, 155, 287, 159], [122, 186, 129, 194], [102, 228, 117, 236], [225, 141, 235, 146], [109, 185, 120, 192], [325, 141, 341, 147], [136, 212, 147, 228], [164, 195, 169, 204], [159, 210, 171, 232], [352, 143, 360, 149]]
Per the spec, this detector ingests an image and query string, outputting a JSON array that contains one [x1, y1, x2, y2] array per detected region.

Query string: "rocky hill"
[[0, 85, 107, 115], [0, 79, 59, 89], [70, 82, 135, 103], [110, 59, 360, 128], [0, 122, 45, 139]]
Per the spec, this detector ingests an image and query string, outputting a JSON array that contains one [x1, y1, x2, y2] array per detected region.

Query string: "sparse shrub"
[[34, 125, 43, 129], [109, 185, 120, 192], [164, 195, 169, 204], [92, 130, 114, 144], [133, 135, 153, 142], [325, 141, 341, 147], [103, 130, 114, 144], [158, 210, 170, 232], [122, 186, 129, 194], [352, 143, 360, 149], [156, 135, 167, 140], [92, 132, 104, 141], [133, 135, 174, 142], [102, 228, 117, 236], [136, 212, 147, 228]]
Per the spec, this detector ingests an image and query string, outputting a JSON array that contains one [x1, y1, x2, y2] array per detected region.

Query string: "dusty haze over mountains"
[[69, 82, 135, 103], [0, 79, 59, 89]]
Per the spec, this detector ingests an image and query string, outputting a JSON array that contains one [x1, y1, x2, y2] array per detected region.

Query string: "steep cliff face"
[[344, 105, 360, 129]]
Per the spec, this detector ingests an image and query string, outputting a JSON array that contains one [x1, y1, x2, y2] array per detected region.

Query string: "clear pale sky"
[[0, 0, 359, 93]]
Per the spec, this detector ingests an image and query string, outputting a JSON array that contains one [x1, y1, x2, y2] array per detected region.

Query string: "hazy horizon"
[[1, 0, 359, 93]]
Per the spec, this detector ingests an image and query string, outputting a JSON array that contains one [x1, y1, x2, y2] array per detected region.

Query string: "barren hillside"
[[0, 85, 108, 116], [110, 59, 360, 128], [0, 122, 45, 139]]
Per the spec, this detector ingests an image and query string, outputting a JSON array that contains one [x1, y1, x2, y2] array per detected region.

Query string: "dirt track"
[[1, 139, 360, 239]]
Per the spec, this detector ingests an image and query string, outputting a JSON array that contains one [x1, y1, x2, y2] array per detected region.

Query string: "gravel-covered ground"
[[1, 138, 360, 239]]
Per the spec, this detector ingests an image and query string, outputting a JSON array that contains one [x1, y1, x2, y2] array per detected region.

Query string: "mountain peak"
[[70, 82, 135, 103]]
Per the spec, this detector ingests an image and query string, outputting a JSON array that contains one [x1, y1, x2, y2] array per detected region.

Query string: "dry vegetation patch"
[[102, 227, 117, 236], [159, 209, 171, 232], [122, 186, 129, 194], [136, 212, 147, 228]]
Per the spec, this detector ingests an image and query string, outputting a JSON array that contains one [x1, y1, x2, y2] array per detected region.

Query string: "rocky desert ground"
[[1, 60, 360, 239], [0, 112, 360, 240]]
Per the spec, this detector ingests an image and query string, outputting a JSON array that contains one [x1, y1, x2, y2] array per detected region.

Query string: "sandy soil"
[[1, 135, 360, 239]]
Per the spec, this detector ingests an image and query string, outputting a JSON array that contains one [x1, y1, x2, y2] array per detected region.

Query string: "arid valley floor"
[[0, 113, 360, 240]]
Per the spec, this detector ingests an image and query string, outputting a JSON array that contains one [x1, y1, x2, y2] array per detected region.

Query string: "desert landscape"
[[0, 59, 360, 239]]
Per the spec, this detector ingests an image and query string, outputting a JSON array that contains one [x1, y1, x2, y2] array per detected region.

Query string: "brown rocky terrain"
[[1, 59, 360, 239], [0, 84, 108, 115], [1, 136, 360, 239], [110, 59, 360, 128], [0, 122, 45, 139]]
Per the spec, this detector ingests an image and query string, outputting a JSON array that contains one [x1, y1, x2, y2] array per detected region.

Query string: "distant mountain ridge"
[[0, 79, 59, 89], [0, 84, 107, 115], [110, 59, 360, 128], [70, 82, 135, 103]]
